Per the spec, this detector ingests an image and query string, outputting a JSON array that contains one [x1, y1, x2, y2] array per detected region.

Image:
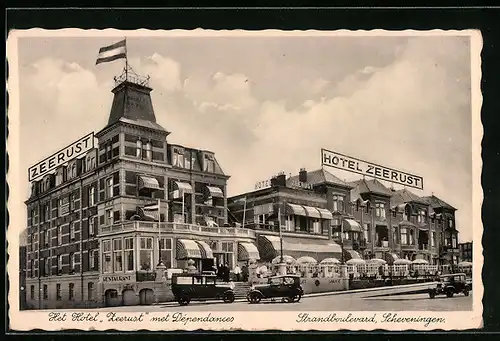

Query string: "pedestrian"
[[242, 264, 249, 282], [233, 264, 242, 282], [217, 263, 223, 280], [223, 263, 230, 282]]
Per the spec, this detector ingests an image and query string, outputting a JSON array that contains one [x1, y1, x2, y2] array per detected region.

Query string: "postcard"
[[6, 28, 483, 331]]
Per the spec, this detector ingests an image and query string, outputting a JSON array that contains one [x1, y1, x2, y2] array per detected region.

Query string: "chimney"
[[277, 171, 286, 186], [299, 168, 307, 183], [270, 176, 278, 187]]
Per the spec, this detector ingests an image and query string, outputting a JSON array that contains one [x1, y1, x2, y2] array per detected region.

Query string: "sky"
[[14, 32, 474, 242]]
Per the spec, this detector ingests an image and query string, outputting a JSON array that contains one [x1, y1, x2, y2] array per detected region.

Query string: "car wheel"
[[463, 290, 469, 297], [223, 292, 235, 303], [429, 291, 436, 299], [249, 292, 261, 304], [178, 296, 190, 306], [446, 290, 454, 298]]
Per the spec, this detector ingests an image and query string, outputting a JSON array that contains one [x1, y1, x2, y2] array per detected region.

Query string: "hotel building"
[[227, 169, 460, 267], [24, 72, 255, 309]]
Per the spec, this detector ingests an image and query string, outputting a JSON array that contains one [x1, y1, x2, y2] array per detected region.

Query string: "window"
[[363, 223, 370, 242], [89, 249, 96, 270], [69, 193, 74, 211], [409, 229, 415, 245], [71, 164, 77, 178], [145, 142, 152, 161], [30, 260, 34, 278], [139, 237, 153, 271], [70, 222, 75, 240], [124, 237, 135, 271], [312, 220, 321, 234], [30, 285, 35, 300], [136, 140, 142, 158], [69, 283, 74, 300], [57, 255, 62, 274], [44, 257, 50, 275], [89, 186, 95, 206], [56, 284, 61, 300], [57, 225, 62, 245], [159, 238, 173, 268], [431, 232, 436, 247], [43, 285, 48, 299], [403, 206, 410, 221], [69, 252, 75, 270], [332, 195, 345, 212], [56, 169, 64, 185], [392, 226, 399, 244], [88, 282, 94, 300], [401, 228, 408, 245], [44, 229, 49, 247], [89, 216, 95, 236], [448, 219, 453, 228], [113, 239, 123, 272], [375, 203, 386, 218], [417, 210, 426, 223], [44, 205, 50, 222], [103, 240, 112, 273], [106, 178, 113, 198], [105, 209, 113, 225], [184, 151, 191, 169], [452, 235, 457, 248], [204, 154, 214, 173]]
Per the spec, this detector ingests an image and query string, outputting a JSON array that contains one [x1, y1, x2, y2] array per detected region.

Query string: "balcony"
[[136, 271, 156, 282], [374, 240, 390, 251], [99, 221, 256, 238]]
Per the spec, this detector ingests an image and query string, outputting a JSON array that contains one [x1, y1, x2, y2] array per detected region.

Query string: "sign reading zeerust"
[[321, 148, 424, 190], [28, 132, 94, 181]]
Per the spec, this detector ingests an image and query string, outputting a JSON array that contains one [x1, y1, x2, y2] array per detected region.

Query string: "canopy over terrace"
[[257, 234, 342, 262]]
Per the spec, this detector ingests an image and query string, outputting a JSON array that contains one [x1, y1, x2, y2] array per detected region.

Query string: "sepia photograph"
[[6, 29, 482, 331]]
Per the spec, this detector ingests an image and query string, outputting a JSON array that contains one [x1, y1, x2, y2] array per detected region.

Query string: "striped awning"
[[285, 203, 307, 216], [258, 234, 342, 261], [138, 176, 160, 190], [346, 250, 362, 260], [176, 239, 202, 259], [343, 219, 362, 232], [171, 181, 193, 199], [205, 186, 224, 198], [302, 206, 321, 219], [316, 208, 333, 220], [238, 242, 261, 261], [384, 252, 400, 265], [195, 241, 214, 259]]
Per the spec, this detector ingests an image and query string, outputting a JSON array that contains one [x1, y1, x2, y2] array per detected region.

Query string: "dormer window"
[[375, 203, 386, 218], [173, 147, 185, 167], [44, 177, 51, 191], [332, 195, 345, 212], [204, 154, 214, 173], [136, 140, 142, 158], [417, 209, 426, 224]]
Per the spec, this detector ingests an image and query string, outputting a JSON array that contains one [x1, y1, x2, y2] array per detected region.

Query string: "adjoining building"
[[227, 169, 461, 267], [24, 70, 256, 309], [459, 241, 473, 263]]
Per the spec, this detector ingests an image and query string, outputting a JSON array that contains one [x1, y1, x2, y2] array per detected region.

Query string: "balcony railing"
[[419, 244, 429, 251], [375, 240, 390, 248], [100, 221, 256, 238]]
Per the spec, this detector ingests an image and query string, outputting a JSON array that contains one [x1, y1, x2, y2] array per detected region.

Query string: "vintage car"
[[171, 273, 235, 306], [428, 273, 471, 299], [247, 275, 303, 304]]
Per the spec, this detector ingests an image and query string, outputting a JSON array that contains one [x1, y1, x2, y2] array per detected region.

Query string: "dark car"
[[247, 275, 303, 304], [428, 273, 471, 299], [171, 273, 235, 306]]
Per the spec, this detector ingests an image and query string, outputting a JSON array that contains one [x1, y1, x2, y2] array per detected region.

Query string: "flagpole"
[[182, 194, 185, 224], [279, 205, 283, 263], [242, 197, 247, 229], [158, 198, 162, 266]]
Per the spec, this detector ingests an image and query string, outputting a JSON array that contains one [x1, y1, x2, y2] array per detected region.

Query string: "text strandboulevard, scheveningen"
[[296, 313, 446, 328]]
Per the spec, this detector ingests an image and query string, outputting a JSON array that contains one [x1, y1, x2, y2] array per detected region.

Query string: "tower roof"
[[104, 69, 167, 133], [349, 178, 393, 197]]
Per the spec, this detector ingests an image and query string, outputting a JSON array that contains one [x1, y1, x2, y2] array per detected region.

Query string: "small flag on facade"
[[96, 39, 127, 65], [138, 202, 160, 221]]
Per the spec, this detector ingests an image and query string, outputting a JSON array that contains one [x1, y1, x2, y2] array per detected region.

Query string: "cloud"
[[183, 71, 256, 111], [129, 53, 182, 92]]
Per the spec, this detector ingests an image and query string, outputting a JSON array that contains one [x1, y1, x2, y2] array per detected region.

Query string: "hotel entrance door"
[[214, 253, 233, 269]]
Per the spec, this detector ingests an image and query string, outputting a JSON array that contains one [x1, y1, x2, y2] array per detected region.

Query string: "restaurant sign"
[[28, 132, 95, 182], [101, 274, 136, 283], [321, 148, 424, 190]]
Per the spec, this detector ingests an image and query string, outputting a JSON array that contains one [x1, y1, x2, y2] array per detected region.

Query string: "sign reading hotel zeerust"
[[321, 148, 424, 190], [28, 132, 95, 181]]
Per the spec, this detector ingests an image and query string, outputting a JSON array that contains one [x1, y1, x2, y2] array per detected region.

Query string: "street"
[[89, 291, 473, 312]]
